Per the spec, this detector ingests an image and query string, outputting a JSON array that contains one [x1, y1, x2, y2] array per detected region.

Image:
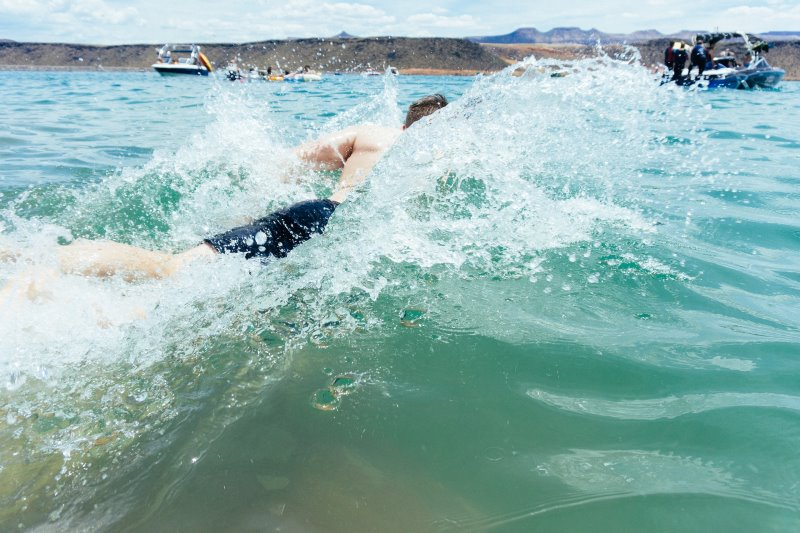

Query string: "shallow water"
[[1, 60, 800, 532]]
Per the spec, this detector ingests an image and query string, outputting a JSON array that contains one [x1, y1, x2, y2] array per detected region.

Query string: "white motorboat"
[[152, 44, 213, 76]]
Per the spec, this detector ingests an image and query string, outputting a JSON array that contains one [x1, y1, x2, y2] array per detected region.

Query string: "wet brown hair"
[[404, 94, 448, 128]]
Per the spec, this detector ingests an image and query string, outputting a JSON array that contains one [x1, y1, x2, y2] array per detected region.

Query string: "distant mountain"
[[469, 26, 713, 44], [625, 30, 664, 41], [331, 31, 357, 39], [761, 31, 800, 40], [470, 27, 800, 45], [470, 27, 608, 44], [0, 39, 17, 43]]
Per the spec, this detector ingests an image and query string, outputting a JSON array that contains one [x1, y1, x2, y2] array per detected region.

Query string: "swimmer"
[[1, 94, 449, 290]]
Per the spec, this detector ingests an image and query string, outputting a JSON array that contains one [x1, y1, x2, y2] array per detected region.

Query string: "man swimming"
[[18, 94, 449, 282]]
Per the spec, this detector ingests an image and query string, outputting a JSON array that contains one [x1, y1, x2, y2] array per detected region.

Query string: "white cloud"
[[2, 0, 799, 44], [68, 0, 140, 24], [725, 6, 775, 17], [0, 0, 138, 22], [242, 1, 397, 37], [0, 0, 42, 15], [720, 3, 800, 29], [0, 0, 141, 32], [407, 12, 477, 29], [260, 0, 394, 24]]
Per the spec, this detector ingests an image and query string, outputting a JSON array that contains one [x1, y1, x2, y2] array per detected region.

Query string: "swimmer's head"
[[404, 94, 448, 129]]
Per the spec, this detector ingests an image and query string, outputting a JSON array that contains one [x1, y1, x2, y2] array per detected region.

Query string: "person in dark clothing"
[[690, 39, 708, 78], [664, 41, 675, 71], [672, 43, 688, 82]]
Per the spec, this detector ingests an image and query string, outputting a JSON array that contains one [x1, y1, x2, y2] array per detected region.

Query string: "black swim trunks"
[[204, 199, 339, 259]]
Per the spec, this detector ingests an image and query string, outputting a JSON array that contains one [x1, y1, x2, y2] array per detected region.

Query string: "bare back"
[[296, 124, 401, 203]]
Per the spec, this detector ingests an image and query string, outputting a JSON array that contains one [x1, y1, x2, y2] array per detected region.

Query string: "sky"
[[1, 0, 799, 45]]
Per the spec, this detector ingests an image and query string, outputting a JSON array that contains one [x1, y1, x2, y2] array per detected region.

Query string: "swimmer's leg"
[[0, 246, 22, 263], [0, 267, 57, 304], [0, 266, 150, 325], [57, 239, 216, 281]]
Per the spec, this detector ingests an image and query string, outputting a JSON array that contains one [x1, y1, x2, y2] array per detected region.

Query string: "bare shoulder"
[[352, 124, 402, 152]]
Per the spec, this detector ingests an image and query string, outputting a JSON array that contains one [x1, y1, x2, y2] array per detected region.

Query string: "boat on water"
[[285, 72, 322, 82], [361, 67, 399, 76], [285, 66, 323, 82], [667, 32, 784, 89], [225, 65, 286, 82], [152, 44, 213, 76]]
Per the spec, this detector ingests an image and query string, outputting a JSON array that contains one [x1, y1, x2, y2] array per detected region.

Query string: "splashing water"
[[1, 56, 799, 531]]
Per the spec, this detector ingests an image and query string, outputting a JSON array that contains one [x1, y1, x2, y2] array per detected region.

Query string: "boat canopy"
[[157, 44, 202, 55], [693, 32, 771, 53]]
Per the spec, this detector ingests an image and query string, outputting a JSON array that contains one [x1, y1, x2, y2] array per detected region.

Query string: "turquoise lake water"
[[1, 59, 800, 531]]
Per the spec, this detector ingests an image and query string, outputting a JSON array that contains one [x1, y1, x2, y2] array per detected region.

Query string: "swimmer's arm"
[[294, 128, 358, 170]]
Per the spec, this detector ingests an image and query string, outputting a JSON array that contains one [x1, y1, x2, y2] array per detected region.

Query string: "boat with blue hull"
[[666, 32, 785, 89]]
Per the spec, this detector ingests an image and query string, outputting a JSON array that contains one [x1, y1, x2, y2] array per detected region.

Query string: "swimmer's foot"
[[0, 268, 58, 306], [0, 247, 21, 263]]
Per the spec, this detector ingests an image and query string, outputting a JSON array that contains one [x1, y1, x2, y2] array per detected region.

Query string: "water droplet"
[[401, 308, 425, 327], [331, 375, 357, 396], [311, 388, 339, 411]]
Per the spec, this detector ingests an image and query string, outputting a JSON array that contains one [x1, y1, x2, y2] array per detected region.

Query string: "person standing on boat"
[[672, 43, 688, 82], [690, 38, 708, 78], [664, 41, 675, 72], [705, 44, 716, 71]]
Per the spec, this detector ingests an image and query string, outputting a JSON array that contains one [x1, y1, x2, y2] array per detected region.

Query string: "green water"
[[1, 61, 800, 531]]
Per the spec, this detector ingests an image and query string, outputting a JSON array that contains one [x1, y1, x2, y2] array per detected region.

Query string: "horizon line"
[[2, 26, 799, 47]]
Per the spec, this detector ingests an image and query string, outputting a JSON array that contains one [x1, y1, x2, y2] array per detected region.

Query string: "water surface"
[[1, 63, 799, 531]]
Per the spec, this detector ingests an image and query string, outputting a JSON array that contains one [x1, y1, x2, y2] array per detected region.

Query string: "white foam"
[[0, 54, 711, 471]]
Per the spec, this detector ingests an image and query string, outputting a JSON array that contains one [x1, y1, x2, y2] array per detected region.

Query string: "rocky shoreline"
[[0, 38, 797, 80], [0, 38, 506, 75]]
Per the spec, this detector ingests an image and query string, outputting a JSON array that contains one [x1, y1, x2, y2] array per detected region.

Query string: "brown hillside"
[[0, 38, 506, 74], [1, 38, 796, 80], [481, 43, 603, 63]]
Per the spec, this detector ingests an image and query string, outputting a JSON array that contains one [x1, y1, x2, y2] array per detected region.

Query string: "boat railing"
[[744, 55, 768, 70]]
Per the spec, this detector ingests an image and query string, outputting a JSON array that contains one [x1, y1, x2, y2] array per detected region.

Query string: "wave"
[[526, 389, 800, 419], [2, 56, 798, 529]]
